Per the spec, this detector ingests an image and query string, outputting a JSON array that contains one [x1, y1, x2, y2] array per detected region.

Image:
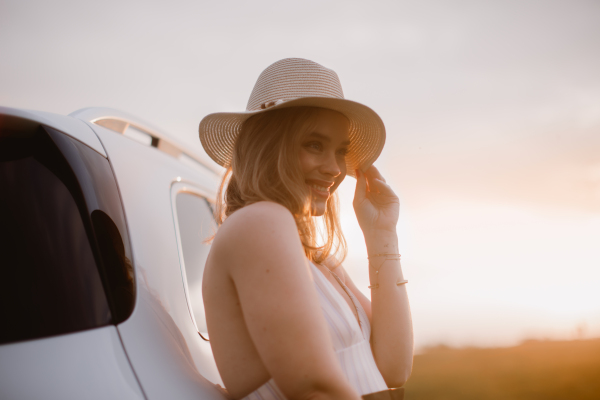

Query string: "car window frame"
[[170, 181, 216, 340]]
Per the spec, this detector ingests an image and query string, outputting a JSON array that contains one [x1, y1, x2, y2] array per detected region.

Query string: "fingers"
[[363, 165, 387, 194], [356, 165, 397, 202], [364, 165, 386, 183], [371, 178, 396, 196], [354, 169, 367, 204]]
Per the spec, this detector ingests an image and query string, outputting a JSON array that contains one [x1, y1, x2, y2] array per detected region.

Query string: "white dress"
[[242, 262, 388, 400]]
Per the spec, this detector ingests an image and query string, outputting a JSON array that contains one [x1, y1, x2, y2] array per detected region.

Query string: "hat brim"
[[199, 97, 386, 178]]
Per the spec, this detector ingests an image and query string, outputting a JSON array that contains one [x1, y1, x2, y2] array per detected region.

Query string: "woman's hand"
[[353, 166, 400, 237]]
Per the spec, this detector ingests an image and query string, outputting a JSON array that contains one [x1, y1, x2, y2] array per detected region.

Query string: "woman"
[[200, 58, 413, 400]]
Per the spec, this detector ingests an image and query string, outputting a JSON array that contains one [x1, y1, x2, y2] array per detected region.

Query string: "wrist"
[[364, 231, 399, 256]]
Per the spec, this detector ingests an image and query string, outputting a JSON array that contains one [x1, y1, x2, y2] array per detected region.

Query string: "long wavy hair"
[[214, 106, 347, 265]]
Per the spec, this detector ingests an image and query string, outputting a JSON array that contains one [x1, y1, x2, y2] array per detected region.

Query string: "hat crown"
[[246, 58, 345, 111]]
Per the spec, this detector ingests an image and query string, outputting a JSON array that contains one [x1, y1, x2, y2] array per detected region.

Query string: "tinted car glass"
[[175, 192, 216, 336], [48, 125, 135, 323], [0, 119, 134, 344]]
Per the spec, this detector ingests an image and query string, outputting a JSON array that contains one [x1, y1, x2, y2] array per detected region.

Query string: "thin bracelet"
[[368, 279, 408, 289], [368, 253, 401, 259], [368, 256, 403, 289]]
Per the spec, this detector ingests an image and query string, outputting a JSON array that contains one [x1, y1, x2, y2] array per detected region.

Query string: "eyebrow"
[[307, 132, 351, 146]]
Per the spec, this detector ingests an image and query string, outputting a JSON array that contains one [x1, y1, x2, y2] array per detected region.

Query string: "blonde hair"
[[214, 107, 347, 265]]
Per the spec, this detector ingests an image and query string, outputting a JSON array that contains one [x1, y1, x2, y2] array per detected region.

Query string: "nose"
[[319, 151, 342, 178]]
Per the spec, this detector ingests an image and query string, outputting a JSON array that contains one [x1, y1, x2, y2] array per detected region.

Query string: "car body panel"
[[89, 123, 224, 396], [0, 326, 144, 400]]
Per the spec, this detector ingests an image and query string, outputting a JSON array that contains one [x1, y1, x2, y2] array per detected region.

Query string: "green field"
[[403, 338, 600, 400]]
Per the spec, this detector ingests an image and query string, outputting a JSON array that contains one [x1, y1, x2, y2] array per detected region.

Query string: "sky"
[[2, 0, 600, 350]]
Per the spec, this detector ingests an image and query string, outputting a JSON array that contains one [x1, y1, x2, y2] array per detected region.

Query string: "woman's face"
[[298, 108, 350, 216]]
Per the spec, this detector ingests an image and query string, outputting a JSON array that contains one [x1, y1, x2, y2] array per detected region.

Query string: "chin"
[[310, 202, 327, 217]]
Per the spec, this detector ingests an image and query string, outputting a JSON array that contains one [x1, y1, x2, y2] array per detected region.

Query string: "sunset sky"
[[2, 0, 599, 350]]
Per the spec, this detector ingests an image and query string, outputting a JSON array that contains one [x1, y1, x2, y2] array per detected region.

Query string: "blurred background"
[[2, 0, 599, 397]]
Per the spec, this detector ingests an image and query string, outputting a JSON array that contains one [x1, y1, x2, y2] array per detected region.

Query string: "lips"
[[306, 179, 334, 199]]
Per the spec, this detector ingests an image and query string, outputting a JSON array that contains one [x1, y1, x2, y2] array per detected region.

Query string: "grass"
[[403, 338, 600, 400]]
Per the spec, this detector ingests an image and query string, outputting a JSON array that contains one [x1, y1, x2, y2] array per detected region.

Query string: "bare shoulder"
[[214, 201, 297, 244], [224, 201, 294, 228], [210, 201, 303, 271]]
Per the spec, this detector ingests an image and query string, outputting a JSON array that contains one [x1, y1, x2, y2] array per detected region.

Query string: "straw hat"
[[199, 58, 386, 177]]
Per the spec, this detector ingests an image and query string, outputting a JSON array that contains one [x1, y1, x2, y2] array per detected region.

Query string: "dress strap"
[[327, 269, 362, 333]]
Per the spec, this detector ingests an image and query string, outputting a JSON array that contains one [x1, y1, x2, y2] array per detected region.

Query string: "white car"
[[0, 106, 228, 399]]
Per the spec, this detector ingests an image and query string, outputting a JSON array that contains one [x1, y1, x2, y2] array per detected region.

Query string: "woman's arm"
[[212, 201, 360, 400], [353, 167, 414, 387]]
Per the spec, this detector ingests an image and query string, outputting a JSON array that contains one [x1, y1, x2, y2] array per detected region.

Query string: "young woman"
[[199, 58, 413, 400]]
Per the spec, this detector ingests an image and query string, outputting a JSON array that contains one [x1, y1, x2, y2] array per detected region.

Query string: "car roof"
[[70, 107, 221, 176]]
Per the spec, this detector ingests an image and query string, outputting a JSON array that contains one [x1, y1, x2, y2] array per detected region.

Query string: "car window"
[[0, 120, 135, 344], [173, 191, 216, 337]]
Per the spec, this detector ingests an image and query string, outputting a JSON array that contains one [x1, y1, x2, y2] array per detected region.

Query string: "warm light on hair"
[[214, 107, 347, 265]]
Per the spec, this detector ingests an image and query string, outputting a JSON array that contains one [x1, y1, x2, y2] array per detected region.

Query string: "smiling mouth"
[[309, 183, 329, 192], [306, 181, 332, 199]]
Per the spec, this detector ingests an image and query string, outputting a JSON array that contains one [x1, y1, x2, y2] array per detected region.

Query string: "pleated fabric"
[[242, 262, 387, 400]]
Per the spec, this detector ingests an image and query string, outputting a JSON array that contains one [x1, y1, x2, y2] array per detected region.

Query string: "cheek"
[[338, 156, 349, 184], [336, 155, 347, 178], [298, 150, 317, 175], [331, 169, 346, 194], [338, 158, 347, 177]]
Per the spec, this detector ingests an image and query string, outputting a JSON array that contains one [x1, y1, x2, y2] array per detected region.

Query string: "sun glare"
[[337, 177, 600, 349]]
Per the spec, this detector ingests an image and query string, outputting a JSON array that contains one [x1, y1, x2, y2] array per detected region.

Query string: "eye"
[[337, 147, 349, 156], [304, 141, 322, 151]]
